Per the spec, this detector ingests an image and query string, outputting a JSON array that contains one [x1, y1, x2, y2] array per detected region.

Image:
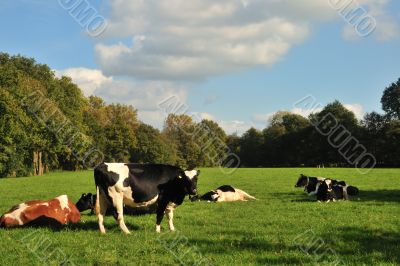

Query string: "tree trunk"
[[33, 151, 44, 176]]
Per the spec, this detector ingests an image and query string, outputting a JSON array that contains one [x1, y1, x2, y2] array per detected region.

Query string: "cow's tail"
[[347, 186, 359, 196], [95, 186, 100, 215]]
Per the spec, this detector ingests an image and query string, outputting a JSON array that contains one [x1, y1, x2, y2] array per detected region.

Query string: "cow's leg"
[[156, 199, 169, 233], [166, 204, 176, 232], [96, 188, 108, 234], [112, 192, 130, 235]]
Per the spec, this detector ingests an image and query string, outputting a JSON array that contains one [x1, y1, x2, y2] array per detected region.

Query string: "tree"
[[196, 119, 227, 167], [361, 112, 388, 164], [381, 78, 400, 120], [163, 114, 201, 168], [263, 111, 310, 166], [131, 123, 177, 164], [103, 104, 139, 162], [382, 120, 400, 166], [239, 128, 263, 167]]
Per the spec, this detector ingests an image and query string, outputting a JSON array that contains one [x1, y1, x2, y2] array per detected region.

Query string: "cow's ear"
[[82, 193, 86, 197]]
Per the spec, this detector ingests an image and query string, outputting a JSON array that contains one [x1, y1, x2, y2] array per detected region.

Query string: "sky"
[[1, 0, 399, 134]]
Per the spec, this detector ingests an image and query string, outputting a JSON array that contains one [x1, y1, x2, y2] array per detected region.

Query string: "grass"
[[0, 168, 399, 266]]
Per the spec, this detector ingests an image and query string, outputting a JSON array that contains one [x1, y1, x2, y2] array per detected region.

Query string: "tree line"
[[0, 53, 399, 177]]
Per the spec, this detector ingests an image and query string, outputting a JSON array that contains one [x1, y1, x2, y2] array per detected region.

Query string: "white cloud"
[[96, 0, 330, 81], [189, 112, 252, 135], [374, 18, 400, 41], [291, 107, 323, 118], [339, 0, 399, 41], [93, 0, 397, 82], [192, 112, 216, 121], [344, 103, 364, 119], [55, 68, 112, 96], [252, 113, 274, 126], [218, 120, 254, 135]]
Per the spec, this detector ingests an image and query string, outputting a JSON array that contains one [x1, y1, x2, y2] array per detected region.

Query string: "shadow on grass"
[[69, 220, 140, 232], [270, 192, 315, 202], [358, 190, 400, 203], [185, 236, 313, 265], [320, 226, 400, 265], [3, 218, 140, 232]]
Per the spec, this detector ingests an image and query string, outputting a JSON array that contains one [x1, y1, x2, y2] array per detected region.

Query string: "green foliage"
[[163, 114, 202, 168], [381, 78, 400, 120], [239, 128, 264, 167], [196, 119, 228, 167], [0, 52, 399, 175], [131, 123, 177, 164], [103, 104, 139, 162]]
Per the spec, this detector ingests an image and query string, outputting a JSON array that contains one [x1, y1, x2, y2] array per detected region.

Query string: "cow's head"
[[295, 174, 308, 188], [180, 169, 200, 196], [75, 193, 95, 212], [316, 179, 334, 200]]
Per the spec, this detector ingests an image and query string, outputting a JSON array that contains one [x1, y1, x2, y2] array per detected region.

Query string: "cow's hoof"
[[156, 225, 161, 233]]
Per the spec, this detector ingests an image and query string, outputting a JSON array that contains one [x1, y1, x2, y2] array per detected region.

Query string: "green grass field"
[[0, 168, 399, 266]]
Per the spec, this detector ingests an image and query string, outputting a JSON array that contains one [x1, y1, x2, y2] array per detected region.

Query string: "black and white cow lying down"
[[295, 174, 359, 202], [190, 185, 256, 202], [75, 193, 157, 216], [94, 163, 199, 234]]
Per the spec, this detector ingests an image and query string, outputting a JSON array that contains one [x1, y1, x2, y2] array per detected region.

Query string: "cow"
[[0, 195, 80, 228], [75, 193, 157, 216], [295, 174, 347, 196], [191, 185, 256, 202], [316, 179, 359, 202], [76, 193, 96, 214], [94, 163, 199, 234]]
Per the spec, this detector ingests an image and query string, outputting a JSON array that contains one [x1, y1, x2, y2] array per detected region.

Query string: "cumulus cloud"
[[94, 0, 397, 82], [344, 103, 364, 119], [95, 0, 330, 81], [252, 113, 275, 126], [337, 0, 399, 41], [218, 120, 255, 135], [291, 107, 323, 118], [55, 68, 112, 96]]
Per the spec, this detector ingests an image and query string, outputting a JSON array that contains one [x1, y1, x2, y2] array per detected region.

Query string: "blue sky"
[[1, 0, 399, 134]]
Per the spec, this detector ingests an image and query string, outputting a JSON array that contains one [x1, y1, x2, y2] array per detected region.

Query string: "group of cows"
[[0, 163, 255, 233], [295, 174, 359, 201], [0, 163, 359, 234]]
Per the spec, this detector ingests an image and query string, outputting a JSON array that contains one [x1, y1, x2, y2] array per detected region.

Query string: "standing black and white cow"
[[94, 163, 199, 234]]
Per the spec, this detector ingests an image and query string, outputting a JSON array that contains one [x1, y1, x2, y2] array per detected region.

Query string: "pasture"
[[0, 168, 399, 266]]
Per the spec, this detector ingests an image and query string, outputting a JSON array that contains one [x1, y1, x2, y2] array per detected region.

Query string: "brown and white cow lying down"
[[191, 185, 256, 202], [0, 195, 80, 228]]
